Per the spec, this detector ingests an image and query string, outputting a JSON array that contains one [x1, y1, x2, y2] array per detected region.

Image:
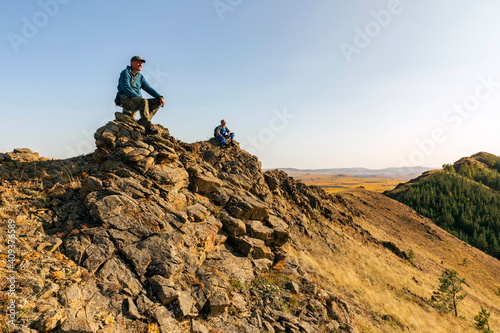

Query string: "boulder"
[[207, 291, 229, 316], [247, 220, 274, 241], [191, 173, 222, 194], [97, 257, 143, 296], [232, 236, 274, 261], [187, 203, 209, 222], [226, 195, 269, 221], [220, 214, 247, 237]]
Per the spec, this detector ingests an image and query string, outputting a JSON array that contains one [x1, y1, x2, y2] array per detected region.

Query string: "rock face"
[[0, 113, 358, 333]]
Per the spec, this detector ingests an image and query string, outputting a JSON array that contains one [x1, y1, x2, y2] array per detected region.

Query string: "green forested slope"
[[385, 152, 500, 259]]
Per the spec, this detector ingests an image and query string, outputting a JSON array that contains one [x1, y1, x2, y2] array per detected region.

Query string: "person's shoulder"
[[120, 67, 130, 76]]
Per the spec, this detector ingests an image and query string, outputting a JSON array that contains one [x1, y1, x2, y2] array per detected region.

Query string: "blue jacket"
[[117, 66, 162, 101], [214, 125, 231, 138]]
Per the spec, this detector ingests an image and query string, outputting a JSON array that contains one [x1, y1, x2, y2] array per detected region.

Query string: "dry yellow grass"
[[285, 188, 500, 332], [290, 174, 412, 194]]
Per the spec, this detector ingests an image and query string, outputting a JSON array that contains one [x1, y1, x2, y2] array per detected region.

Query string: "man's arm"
[[141, 76, 161, 98], [118, 70, 141, 97], [140, 76, 165, 107]]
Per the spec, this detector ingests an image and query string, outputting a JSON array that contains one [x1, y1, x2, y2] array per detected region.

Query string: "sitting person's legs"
[[217, 135, 227, 145], [121, 97, 161, 128]]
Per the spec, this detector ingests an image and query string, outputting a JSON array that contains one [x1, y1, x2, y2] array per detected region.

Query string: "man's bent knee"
[[122, 97, 147, 111]]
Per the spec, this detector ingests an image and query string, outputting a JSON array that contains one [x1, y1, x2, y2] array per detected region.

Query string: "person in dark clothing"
[[214, 119, 235, 147], [116, 56, 165, 135]]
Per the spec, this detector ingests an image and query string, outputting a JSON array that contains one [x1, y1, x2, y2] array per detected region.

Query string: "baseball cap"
[[130, 56, 146, 63]]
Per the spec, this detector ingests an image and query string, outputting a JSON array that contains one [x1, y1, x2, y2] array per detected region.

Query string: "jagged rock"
[[226, 195, 269, 221], [10, 326, 37, 333], [233, 236, 274, 261], [97, 257, 143, 296], [60, 285, 83, 309], [300, 280, 318, 295], [252, 258, 273, 274], [153, 306, 183, 333], [247, 220, 274, 241], [266, 215, 290, 247], [149, 275, 178, 305], [220, 213, 246, 237], [83, 235, 116, 273], [107, 229, 141, 248], [34, 309, 65, 332], [118, 146, 151, 162], [0, 153, 11, 162], [307, 299, 327, 318], [207, 291, 229, 316], [86, 192, 138, 229], [112, 177, 150, 198], [187, 203, 209, 222], [173, 291, 198, 318], [7, 148, 41, 162], [81, 176, 103, 194], [64, 233, 92, 264], [59, 317, 95, 333], [285, 281, 300, 294], [125, 298, 144, 320], [191, 173, 222, 194], [230, 293, 249, 314], [123, 235, 183, 279], [190, 217, 222, 252], [326, 296, 352, 328], [192, 320, 210, 333], [135, 294, 155, 314]]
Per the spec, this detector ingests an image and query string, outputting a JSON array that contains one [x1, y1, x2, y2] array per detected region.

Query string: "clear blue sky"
[[2, 0, 500, 169]]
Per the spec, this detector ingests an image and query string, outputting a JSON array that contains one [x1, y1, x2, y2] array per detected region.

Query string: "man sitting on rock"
[[214, 119, 235, 147], [116, 56, 165, 135]]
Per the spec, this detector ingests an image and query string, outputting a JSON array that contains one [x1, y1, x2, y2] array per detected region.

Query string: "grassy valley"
[[289, 173, 413, 194]]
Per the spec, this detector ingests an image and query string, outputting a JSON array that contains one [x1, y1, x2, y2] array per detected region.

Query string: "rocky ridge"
[[0, 113, 359, 333], [2, 114, 500, 333]]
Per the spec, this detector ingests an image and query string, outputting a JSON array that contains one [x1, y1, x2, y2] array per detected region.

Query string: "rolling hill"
[[385, 152, 500, 260]]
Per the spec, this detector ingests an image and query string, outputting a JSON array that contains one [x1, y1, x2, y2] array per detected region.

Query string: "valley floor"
[[288, 173, 415, 193]]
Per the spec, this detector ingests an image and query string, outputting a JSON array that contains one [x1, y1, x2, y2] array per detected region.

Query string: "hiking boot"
[[145, 126, 159, 135]]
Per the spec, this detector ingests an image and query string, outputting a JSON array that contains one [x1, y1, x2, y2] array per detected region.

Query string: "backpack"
[[114, 92, 121, 106]]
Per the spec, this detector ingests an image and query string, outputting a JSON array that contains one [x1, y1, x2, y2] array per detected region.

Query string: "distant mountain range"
[[276, 166, 433, 177]]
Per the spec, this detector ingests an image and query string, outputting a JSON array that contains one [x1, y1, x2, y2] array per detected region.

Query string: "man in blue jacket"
[[214, 119, 235, 147], [116, 56, 165, 135]]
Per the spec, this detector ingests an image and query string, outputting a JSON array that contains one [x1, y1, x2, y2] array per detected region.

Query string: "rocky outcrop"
[[0, 113, 358, 333]]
